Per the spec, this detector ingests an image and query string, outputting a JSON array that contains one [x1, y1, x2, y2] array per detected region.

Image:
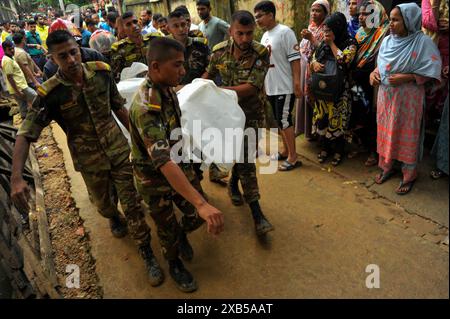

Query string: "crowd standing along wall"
[[124, 0, 339, 40]]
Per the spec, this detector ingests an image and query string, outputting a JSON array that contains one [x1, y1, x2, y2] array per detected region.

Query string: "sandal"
[[374, 170, 397, 185], [270, 152, 288, 161], [396, 179, 416, 195], [365, 154, 378, 167], [430, 169, 445, 180], [279, 160, 303, 172], [317, 150, 328, 163], [331, 153, 342, 166]]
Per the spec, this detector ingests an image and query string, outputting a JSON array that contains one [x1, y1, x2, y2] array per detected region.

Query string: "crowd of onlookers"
[[293, 0, 448, 195]]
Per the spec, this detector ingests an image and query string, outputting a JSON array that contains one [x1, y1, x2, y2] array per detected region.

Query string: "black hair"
[[34, 15, 43, 23], [18, 20, 26, 29], [54, 10, 63, 18], [121, 11, 134, 20], [168, 10, 186, 20], [1, 40, 14, 51], [158, 17, 168, 24], [28, 19, 36, 26], [147, 37, 185, 64], [231, 10, 256, 26], [324, 12, 350, 48], [153, 13, 163, 21], [46, 30, 77, 52], [174, 5, 190, 16], [12, 32, 25, 45], [196, 0, 211, 8], [142, 9, 152, 16], [107, 11, 118, 23], [10, 21, 19, 26], [85, 18, 98, 27], [254, 1, 276, 17]]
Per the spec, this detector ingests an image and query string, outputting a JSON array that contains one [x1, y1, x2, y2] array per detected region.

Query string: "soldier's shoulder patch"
[[143, 87, 162, 113], [146, 103, 161, 113], [110, 39, 127, 51], [252, 41, 269, 57], [191, 30, 205, 38], [192, 37, 208, 46], [212, 40, 229, 53], [144, 32, 163, 41], [36, 76, 61, 97], [86, 61, 111, 72]]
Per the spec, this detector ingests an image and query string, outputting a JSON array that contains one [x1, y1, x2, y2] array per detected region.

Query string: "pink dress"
[[377, 76, 429, 182]]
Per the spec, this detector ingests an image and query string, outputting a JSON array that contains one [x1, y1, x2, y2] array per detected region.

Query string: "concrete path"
[[51, 124, 448, 299]]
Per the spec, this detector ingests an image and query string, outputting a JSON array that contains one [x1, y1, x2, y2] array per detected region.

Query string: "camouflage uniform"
[[189, 29, 205, 39], [206, 39, 270, 203], [17, 62, 151, 247], [110, 33, 161, 81], [129, 77, 205, 260], [181, 37, 210, 85]]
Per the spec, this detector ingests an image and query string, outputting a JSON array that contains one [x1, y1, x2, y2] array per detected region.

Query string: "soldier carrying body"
[[128, 37, 224, 293], [203, 11, 275, 236], [10, 30, 164, 287]]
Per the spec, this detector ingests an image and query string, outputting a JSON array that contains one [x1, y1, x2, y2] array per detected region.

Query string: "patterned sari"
[[295, 0, 330, 137], [311, 13, 357, 155]]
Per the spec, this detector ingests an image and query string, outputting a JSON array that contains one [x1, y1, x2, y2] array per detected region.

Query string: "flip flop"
[[331, 154, 342, 166], [270, 152, 288, 161], [396, 179, 416, 195], [317, 150, 328, 163], [279, 160, 302, 171], [430, 169, 445, 180], [374, 170, 397, 185], [365, 155, 378, 167]]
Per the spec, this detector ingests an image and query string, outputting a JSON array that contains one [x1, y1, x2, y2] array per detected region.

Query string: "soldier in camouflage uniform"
[[110, 12, 162, 81], [129, 37, 224, 293], [173, 5, 206, 39], [204, 11, 274, 236], [10, 30, 164, 287], [168, 10, 228, 183], [166, 10, 218, 182], [166, 11, 210, 85]]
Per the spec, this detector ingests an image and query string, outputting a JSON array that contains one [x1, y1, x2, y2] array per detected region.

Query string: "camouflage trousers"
[[80, 157, 151, 247], [136, 175, 205, 261], [209, 162, 229, 181], [232, 163, 260, 204], [232, 120, 262, 204]]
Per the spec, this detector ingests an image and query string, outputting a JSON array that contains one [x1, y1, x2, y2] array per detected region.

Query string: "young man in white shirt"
[[255, 0, 302, 171]]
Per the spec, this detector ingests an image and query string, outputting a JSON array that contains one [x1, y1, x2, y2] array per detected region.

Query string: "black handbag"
[[311, 56, 345, 102]]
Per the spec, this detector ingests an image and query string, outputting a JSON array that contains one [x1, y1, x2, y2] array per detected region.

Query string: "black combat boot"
[[109, 215, 128, 238], [138, 245, 164, 287], [168, 258, 198, 293], [179, 232, 194, 262], [249, 201, 274, 236], [227, 173, 244, 206]]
